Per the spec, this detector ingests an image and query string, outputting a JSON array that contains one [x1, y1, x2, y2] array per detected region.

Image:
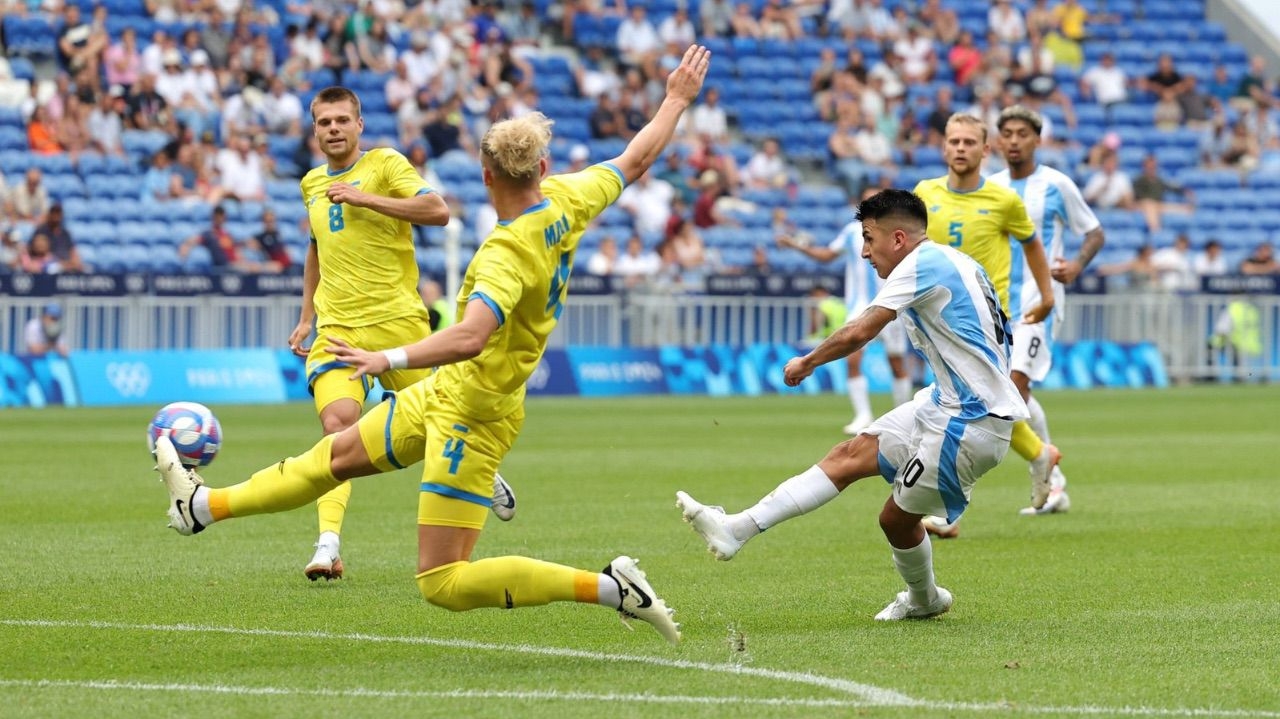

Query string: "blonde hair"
[[481, 112, 554, 181], [945, 112, 988, 144]]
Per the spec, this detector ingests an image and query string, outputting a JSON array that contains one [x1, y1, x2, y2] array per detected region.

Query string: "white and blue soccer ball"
[[147, 401, 222, 468]]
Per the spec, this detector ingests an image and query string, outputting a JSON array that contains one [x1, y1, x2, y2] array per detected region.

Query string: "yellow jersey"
[[436, 163, 626, 420], [913, 176, 1036, 313], [301, 147, 432, 329]]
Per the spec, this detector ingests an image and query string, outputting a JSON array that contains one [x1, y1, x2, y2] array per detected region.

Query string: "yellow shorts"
[[354, 375, 525, 530], [307, 316, 432, 415]]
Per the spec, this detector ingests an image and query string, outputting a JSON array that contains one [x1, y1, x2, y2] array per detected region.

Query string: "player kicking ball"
[[148, 45, 718, 646], [677, 189, 1027, 620]]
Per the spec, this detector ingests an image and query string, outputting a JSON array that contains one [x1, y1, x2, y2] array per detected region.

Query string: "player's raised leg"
[[413, 444, 680, 643]]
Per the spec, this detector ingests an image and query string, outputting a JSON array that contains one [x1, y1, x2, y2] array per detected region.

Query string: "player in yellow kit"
[[290, 86, 514, 582], [913, 113, 1061, 527], [150, 45, 714, 645]]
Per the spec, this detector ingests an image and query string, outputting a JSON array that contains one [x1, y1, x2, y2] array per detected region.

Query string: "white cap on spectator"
[[570, 144, 589, 162], [163, 48, 182, 67], [191, 49, 209, 66]]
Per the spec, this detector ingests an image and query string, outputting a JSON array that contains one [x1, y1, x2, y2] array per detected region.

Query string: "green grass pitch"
[[2, 385, 1278, 718]]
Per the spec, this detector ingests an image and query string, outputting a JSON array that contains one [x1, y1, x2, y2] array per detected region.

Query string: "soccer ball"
[[147, 401, 222, 468]]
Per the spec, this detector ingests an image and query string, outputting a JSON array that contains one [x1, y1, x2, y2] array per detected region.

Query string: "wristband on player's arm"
[[383, 347, 409, 370]]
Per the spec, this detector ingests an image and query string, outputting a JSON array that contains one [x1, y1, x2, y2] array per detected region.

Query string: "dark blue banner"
[[1201, 274, 1279, 295], [565, 347, 666, 396], [525, 349, 580, 396]]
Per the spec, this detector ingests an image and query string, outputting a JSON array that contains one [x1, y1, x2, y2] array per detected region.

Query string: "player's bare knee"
[[328, 426, 372, 479], [821, 434, 881, 489]]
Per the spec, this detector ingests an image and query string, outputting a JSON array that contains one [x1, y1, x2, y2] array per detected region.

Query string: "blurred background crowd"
[[2, 0, 1280, 291]]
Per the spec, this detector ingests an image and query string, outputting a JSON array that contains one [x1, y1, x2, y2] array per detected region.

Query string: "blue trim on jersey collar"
[[469, 291, 506, 326], [599, 161, 627, 188], [326, 151, 365, 176], [946, 177, 985, 194], [496, 198, 551, 226]]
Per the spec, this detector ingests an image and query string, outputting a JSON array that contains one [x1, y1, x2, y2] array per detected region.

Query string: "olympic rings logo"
[[105, 362, 152, 397]]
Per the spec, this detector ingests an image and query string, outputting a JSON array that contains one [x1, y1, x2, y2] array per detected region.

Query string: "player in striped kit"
[[989, 105, 1106, 516], [778, 190, 914, 434], [678, 189, 1027, 620]]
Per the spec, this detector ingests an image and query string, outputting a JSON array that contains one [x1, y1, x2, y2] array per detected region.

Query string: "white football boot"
[[490, 472, 517, 521], [842, 414, 873, 435], [153, 435, 206, 535], [676, 490, 747, 561], [874, 587, 953, 621], [604, 556, 681, 645], [1028, 443, 1062, 509]]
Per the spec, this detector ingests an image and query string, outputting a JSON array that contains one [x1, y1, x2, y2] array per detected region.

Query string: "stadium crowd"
[[2, 0, 1280, 289]]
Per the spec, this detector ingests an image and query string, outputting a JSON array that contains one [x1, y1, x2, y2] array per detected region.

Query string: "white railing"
[[3, 292, 1277, 382]]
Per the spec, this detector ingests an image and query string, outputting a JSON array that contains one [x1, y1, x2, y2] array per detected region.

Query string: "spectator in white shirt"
[[215, 134, 265, 202], [1193, 239, 1229, 278], [614, 234, 662, 284], [862, 0, 895, 41], [1151, 233, 1197, 291], [853, 114, 893, 167], [290, 18, 325, 70], [261, 77, 303, 136], [658, 7, 697, 47], [687, 86, 729, 143], [742, 138, 793, 189], [586, 235, 618, 276], [400, 30, 440, 89], [892, 23, 935, 82], [617, 5, 661, 75], [1082, 152, 1135, 209], [988, 0, 1026, 44], [1080, 51, 1129, 108], [618, 173, 676, 236]]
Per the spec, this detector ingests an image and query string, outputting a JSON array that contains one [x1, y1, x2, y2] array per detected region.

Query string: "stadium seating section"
[[2, 0, 1277, 276]]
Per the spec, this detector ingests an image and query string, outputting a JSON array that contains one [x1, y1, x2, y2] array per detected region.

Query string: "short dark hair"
[[310, 86, 362, 119], [856, 188, 928, 230], [997, 105, 1043, 135]]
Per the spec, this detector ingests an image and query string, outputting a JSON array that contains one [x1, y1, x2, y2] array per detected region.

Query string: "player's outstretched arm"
[[1021, 236, 1055, 324], [328, 297, 501, 379], [608, 45, 710, 184], [784, 306, 895, 386]]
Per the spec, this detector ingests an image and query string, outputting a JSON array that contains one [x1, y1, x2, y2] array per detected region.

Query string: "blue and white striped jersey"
[[827, 220, 881, 313], [871, 242, 1028, 422], [989, 164, 1100, 321]]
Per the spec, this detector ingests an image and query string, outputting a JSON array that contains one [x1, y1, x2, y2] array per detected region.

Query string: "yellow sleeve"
[[382, 150, 433, 199], [466, 241, 525, 327], [541, 163, 626, 224], [1005, 192, 1037, 242]]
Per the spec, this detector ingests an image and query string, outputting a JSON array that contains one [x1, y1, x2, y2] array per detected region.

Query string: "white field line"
[[4, 619, 1279, 718]]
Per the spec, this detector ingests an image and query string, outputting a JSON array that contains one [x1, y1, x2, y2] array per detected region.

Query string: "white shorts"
[[1010, 319, 1053, 383], [862, 389, 1012, 524], [851, 303, 909, 357]]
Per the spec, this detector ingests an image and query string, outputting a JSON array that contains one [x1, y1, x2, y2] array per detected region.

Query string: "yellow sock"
[[415, 557, 599, 612], [209, 435, 342, 520], [1010, 420, 1044, 462], [317, 481, 352, 535]]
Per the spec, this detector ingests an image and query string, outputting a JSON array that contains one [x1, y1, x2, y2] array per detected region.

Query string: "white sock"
[[744, 465, 840, 531], [891, 376, 913, 406], [191, 486, 214, 526], [847, 375, 871, 419], [317, 530, 340, 556], [597, 573, 622, 609], [892, 534, 938, 606], [1027, 396, 1051, 444]]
